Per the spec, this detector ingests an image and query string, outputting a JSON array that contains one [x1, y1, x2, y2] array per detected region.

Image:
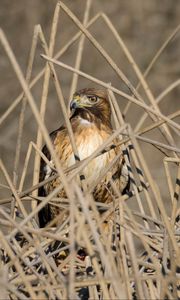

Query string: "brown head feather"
[[71, 88, 112, 129], [74, 88, 108, 99]]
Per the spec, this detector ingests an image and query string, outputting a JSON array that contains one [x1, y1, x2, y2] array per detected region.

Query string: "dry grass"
[[0, 1, 179, 299]]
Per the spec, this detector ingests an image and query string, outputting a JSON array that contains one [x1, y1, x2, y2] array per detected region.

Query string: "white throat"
[[79, 117, 92, 125]]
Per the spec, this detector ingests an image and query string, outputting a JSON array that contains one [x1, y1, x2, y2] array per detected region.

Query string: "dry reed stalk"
[[126, 231, 145, 299], [135, 134, 180, 154], [0, 231, 37, 299], [19, 141, 56, 193], [135, 78, 180, 135], [110, 91, 163, 274], [10, 26, 41, 224], [32, 3, 61, 207], [123, 24, 180, 116], [101, 14, 177, 152], [0, 11, 102, 127], [78, 192, 124, 296], [128, 126, 179, 256], [69, 0, 92, 100], [0, 29, 75, 206], [0, 161, 29, 221], [164, 157, 180, 224]]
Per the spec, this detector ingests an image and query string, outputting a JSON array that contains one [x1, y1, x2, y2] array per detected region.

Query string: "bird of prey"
[[38, 88, 129, 227]]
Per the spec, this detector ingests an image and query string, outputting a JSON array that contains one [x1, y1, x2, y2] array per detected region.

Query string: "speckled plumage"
[[38, 88, 129, 227]]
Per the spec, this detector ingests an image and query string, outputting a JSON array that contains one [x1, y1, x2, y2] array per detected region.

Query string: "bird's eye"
[[89, 96, 98, 103]]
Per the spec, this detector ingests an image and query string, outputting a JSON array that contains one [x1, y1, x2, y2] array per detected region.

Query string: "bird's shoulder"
[[39, 125, 65, 181], [44, 125, 66, 151]]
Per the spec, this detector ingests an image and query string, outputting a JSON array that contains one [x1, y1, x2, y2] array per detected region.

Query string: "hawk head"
[[70, 88, 112, 128]]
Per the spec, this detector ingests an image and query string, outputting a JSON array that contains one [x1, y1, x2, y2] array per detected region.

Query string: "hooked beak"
[[70, 99, 78, 110], [70, 96, 81, 111]]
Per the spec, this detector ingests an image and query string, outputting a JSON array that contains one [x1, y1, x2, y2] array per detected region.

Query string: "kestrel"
[[38, 88, 129, 227]]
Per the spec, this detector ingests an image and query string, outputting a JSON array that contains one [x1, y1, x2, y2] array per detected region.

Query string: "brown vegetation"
[[0, 1, 179, 299]]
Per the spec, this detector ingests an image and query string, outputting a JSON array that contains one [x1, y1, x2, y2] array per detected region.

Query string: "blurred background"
[[0, 0, 179, 203]]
